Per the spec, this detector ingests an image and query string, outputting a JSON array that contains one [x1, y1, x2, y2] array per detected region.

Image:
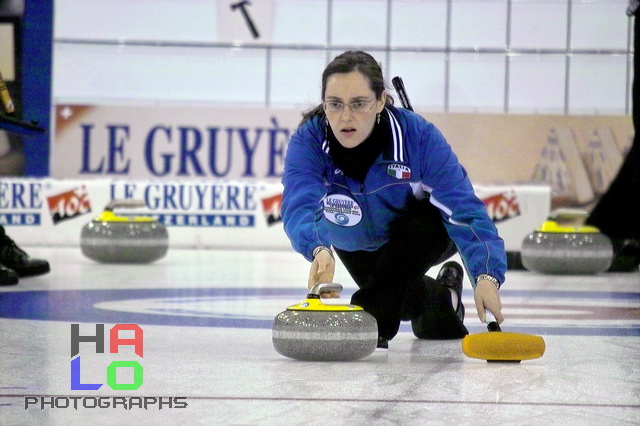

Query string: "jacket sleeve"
[[281, 119, 332, 262], [417, 121, 507, 287]]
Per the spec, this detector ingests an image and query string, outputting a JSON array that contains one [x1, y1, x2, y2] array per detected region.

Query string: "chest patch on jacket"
[[387, 164, 411, 179], [323, 194, 362, 227]]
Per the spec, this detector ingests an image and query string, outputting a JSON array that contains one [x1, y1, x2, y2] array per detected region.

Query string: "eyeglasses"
[[323, 98, 377, 113]]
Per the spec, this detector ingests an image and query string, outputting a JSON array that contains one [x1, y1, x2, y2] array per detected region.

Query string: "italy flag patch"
[[387, 164, 411, 179]]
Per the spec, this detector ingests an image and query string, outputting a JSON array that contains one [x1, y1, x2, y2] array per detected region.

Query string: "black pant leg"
[[334, 200, 459, 340], [409, 274, 469, 340]]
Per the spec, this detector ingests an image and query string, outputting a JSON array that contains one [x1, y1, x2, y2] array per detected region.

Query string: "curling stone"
[[521, 209, 613, 275], [80, 199, 168, 264], [272, 283, 378, 361]]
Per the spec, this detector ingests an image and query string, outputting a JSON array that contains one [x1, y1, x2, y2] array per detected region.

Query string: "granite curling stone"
[[80, 199, 168, 264], [272, 283, 378, 361], [521, 209, 613, 275]]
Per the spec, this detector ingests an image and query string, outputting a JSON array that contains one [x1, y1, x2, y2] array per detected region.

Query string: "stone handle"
[[308, 283, 343, 296], [105, 199, 147, 211]]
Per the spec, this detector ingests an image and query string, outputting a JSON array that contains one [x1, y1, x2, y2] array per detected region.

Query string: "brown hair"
[[300, 50, 394, 126]]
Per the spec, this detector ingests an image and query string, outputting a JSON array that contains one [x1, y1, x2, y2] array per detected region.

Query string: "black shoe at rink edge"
[[376, 336, 389, 350], [436, 261, 465, 323], [0, 263, 19, 286], [0, 229, 50, 278]]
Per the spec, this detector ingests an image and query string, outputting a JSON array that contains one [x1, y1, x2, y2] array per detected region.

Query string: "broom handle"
[[486, 311, 502, 332], [392, 76, 414, 112]]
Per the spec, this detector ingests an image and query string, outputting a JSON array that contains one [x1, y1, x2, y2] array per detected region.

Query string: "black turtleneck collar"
[[328, 109, 390, 183]]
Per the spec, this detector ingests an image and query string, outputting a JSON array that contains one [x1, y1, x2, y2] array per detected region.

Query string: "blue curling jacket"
[[281, 106, 507, 287]]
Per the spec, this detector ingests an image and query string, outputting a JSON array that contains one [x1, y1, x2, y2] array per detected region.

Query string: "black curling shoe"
[[436, 261, 465, 323], [0, 230, 50, 278], [0, 264, 19, 286]]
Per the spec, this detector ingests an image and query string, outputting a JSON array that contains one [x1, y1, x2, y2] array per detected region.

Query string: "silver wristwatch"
[[476, 274, 500, 289]]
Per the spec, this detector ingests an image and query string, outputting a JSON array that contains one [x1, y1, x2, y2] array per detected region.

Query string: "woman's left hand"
[[473, 280, 504, 324]]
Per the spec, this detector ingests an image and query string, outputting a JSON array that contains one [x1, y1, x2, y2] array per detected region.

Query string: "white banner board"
[[0, 178, 549, 253]]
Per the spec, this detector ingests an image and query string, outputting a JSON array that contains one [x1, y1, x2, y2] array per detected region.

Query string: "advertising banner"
[[0, 177, 549, 253], [51, 104, 632, 212], [52, 105, 299, 183], [426, 113, 633, 211], [0, 178, 289, 250]]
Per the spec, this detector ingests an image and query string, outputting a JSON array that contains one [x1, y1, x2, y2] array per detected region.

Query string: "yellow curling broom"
[[462, 312, 546, 362]]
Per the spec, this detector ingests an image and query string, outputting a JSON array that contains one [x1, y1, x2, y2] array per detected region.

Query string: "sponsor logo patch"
[[323, 194, 362, 227]]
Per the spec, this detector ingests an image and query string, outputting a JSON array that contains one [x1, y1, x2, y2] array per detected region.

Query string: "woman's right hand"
[[473, 280, 504, 324], [308, 248, 338, 298]]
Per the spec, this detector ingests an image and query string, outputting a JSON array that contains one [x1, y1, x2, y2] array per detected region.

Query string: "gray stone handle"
[[105, 199, 147, 211], [548, 208, 588, 220], [308, 283, 343, 296]]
